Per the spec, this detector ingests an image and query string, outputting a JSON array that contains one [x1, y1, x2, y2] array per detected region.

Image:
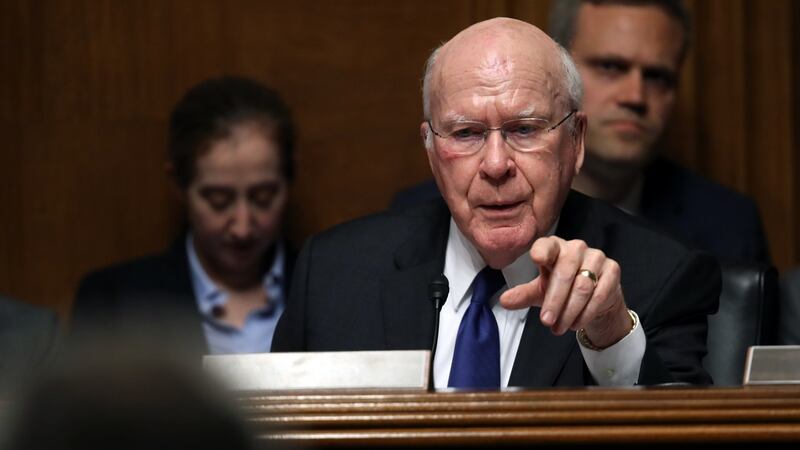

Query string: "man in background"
[[393, 0, 770, 265], [550, 0, 769, 263]]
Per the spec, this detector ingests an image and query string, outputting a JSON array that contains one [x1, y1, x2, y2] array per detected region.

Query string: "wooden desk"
[[238, 386, 800, 447]]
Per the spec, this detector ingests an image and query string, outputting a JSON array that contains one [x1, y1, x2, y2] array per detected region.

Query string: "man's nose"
[[229, 201, 254, 239], [617, 70, 648, 115], [480, 129, 515, 182]]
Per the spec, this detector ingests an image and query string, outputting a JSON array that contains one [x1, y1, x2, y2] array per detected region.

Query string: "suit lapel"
[[154, 238, 208, 354], [158, 238, 198, 310], [381, 261, 444, 350], [641, 157, 685, 227], [509, 191, 605, 387], [509, 317, 578, 386], [381, 201, 450, 351]]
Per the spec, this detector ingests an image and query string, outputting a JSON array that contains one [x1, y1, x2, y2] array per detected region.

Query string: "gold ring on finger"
[[577, 269, 598, 288]]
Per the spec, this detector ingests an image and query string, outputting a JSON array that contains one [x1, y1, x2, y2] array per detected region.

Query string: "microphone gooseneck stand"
[[428, 274, 449, 391]]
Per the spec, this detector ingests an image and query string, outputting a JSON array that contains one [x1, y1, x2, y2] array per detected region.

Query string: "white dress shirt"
[[432, 218, 646, 389]]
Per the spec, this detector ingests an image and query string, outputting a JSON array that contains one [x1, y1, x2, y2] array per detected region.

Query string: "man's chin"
[[471, 226, 533, 267], [594, 134, 657, 165], [585, 147, 652, 174]]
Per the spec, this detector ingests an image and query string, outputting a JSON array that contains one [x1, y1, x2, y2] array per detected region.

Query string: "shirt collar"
[[442, 219, 485, 313], [616, 175, 644, 216], [264, 241, 285, 293], [186, 233, 286, 316], [442, 218, 558, 317]]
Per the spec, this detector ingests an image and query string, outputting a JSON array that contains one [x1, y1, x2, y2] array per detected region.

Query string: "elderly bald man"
[[273, 18, 720, 388]]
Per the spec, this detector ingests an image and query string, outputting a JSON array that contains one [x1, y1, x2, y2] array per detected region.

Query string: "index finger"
[[537, 239, 587, 328], [498, 236, 561, 311], [499, 278, 546, 310], [530, 236, 562, 270]]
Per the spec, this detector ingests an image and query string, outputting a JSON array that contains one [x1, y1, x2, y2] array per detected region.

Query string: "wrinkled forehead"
[[431, 56, 565, 123], [430, 21, 565, 117]]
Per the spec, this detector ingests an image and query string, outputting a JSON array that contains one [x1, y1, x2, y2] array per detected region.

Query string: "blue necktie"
[[448, 266, 505, 388]]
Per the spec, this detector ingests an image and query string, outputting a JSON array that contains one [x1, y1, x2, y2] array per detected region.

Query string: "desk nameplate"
[[203, 350, 430, 391], [744, 345, 800, 385]]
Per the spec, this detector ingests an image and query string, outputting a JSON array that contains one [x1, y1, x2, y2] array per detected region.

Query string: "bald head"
[[422, 17, 582, 121], [419, 17, 588, 268]]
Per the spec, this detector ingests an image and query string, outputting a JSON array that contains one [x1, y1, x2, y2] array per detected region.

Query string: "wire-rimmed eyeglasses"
[[427, 109, 577, 155]]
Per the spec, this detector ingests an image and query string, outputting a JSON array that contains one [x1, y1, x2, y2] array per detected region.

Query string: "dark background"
[[1, 0, 798, 321]]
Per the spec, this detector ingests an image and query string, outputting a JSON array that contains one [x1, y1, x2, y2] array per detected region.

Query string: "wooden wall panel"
[[509, 0, 551, 29], [698, 0, 749, 188], [745, 0, 796, 270], [795, 0, 800, 264], [0, 0, 44, 121], [0, 0, 797, 319], [0, 123, 24, 296]]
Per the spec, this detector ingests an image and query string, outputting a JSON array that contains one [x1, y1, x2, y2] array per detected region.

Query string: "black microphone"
[[428, 274, 449, 390]]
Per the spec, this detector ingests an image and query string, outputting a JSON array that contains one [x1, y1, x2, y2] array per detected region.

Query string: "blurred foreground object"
[[2, 339, 257, 450], [0, 294, 60, 391]]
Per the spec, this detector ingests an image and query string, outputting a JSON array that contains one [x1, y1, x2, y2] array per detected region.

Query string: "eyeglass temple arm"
[[548, 109, 577, 131], [427, 120, 446, 138]]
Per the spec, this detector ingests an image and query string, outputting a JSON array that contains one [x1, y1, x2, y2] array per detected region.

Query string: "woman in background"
[[71, 76, 296, 358]]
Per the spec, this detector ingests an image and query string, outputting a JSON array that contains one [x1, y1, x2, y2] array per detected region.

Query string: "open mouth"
[[481, 201, 524, 212]]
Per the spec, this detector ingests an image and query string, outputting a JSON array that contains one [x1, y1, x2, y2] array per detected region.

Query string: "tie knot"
[[471, 267, 505, 306]]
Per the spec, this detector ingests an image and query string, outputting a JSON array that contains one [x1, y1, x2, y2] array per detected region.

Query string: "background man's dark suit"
[[391, 156, 770, 264], [71, 238, 295, 359], [273, 191, 720, 386], [641, 157, 770, 264]]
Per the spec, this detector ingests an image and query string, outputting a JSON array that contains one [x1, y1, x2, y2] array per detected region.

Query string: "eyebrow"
[[248, 181, 281, 192], [438, 108, 549, 124], [585, 55, 677, 75], [438, 113, 471, 123], [198, 185, 234, 193], [197, 180, 282, 193], [514, 106, 547, 119]]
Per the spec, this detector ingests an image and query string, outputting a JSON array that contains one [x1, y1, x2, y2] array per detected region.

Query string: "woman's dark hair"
[[168, 76, 295, 188]]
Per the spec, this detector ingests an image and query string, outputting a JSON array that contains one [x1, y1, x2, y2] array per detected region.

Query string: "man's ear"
[[572, 111, 587, 175], [421, 121, 442, 182], [420, 121, 433, 151]]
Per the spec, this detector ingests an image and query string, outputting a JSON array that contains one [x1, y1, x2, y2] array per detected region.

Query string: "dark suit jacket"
[[641, 157, 770, 264], [273, 191, 721, 386], [390, 157, 770, 264], [779, 267, 800, 345], [71, 238, 295, 361]]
